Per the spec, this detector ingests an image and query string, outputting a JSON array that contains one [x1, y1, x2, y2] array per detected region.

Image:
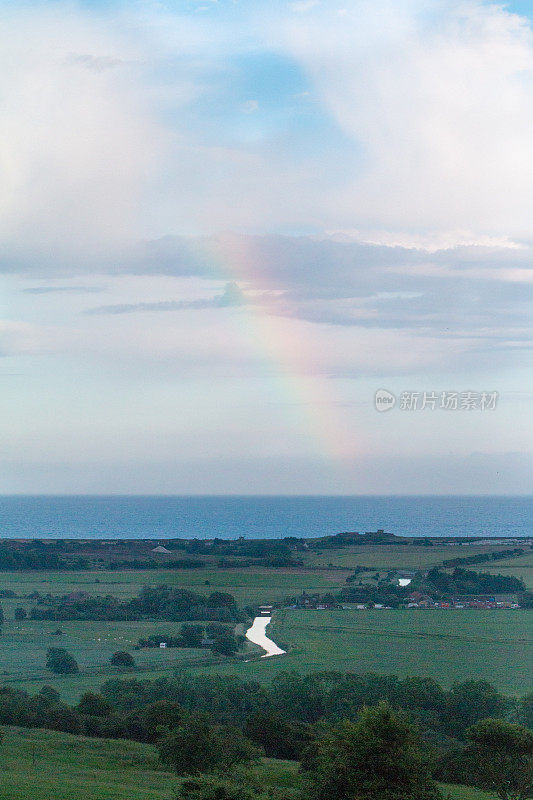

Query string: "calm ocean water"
[[0, 495, 531, 540]]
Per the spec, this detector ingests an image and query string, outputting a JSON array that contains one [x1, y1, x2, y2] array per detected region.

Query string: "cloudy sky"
[[1, 0, 532, 494]]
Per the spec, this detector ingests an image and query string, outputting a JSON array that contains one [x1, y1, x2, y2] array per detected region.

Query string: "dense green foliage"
[[303, 701, 441, 800], [1, 669, 529, 755], [0, 667, 530, 799], [0, 544, 86, 571], [438, 719, 533, 800], [441, 549, 525, 568], [46, 648, 79, 674], [109, 651, 135, 668], [418, 567, 525, 596], [158, 712, 260, 775], [0, 537, 304, 571], [176, 776, 273, 800], [466, 719, 533, 800], [28, 585, 242, 622], [137, 621, 243, 655]]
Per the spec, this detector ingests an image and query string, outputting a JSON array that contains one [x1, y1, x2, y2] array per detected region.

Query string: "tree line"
[[0, 670, 531, 799], [26, 585, 244, 623]]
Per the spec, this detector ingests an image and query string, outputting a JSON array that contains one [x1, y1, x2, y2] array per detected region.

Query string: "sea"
[[0, 495, 531, 540]]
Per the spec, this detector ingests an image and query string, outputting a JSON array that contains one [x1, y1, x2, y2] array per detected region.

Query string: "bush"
[[158, 713, 260, 775], [77, 692, 114, 717], [304, 701, 442, 800], [110, 651, 135, 668], [46, 648, 79, 674], [211, 633, 240, 656]]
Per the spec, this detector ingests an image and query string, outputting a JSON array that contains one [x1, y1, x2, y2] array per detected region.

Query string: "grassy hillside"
[[0, 726, 177, 800], [0, 726, 502, 800]]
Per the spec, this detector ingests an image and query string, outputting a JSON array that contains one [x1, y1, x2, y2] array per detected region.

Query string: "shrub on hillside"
[[110, 651, 135, 668], [46, 648, 79, 674]]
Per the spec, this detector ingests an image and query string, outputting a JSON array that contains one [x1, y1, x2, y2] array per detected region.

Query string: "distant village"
[[290, 590, 522, 611]]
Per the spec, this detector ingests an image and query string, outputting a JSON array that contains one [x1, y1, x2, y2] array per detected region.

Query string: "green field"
[[267, 608, 533, 695], [0, 566, 351, 605], [479, 552, 533, 589], [301, 542, 529, 570], [0, 543, 530, 799], [182, 608, 533, 696], [0, 726, 503, 800], [7, 604, 532, 701], [0, 545, 531, 702], [0, 615, 227, 701]]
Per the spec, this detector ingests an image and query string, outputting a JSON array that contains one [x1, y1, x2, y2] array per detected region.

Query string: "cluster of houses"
[[405, 591, 520, 609], [287, 591, 521, 611]]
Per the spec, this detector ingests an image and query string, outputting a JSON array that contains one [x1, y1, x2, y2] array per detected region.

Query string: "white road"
[[245, 615, 286, 658]]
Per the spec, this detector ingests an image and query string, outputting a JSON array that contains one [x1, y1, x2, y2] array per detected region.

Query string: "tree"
[[466, 718, 533, 800], [211, 633, 239, 657], [179, 624, 204, 648], [77, 692, 114, 717], [443, 680, 509, 734], [305, 701, 442, 800], [39, 685, 60, 704], [158, 713, 259, 775], [14, 607, 27, 621], [110, 651, 135, 668], [244, 710, 312, 760], [46, 648, 79, 674], [138, 700, 184, 741], [208, 592, 236, 608]]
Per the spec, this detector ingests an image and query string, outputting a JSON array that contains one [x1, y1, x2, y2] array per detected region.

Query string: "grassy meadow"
[[300, 541, 528, 570], [0, 565, 352, 605], [182, 607, 532, 696], [270, 608, 533, 695]]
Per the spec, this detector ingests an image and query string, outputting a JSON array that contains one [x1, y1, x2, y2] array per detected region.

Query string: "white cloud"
[[0, 4, 167, 260], [5, 0, 533, 256], [281, 0, 533, 239]]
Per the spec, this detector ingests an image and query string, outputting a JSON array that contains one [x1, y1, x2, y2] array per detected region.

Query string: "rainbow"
[[182, 233, 359, 462]]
